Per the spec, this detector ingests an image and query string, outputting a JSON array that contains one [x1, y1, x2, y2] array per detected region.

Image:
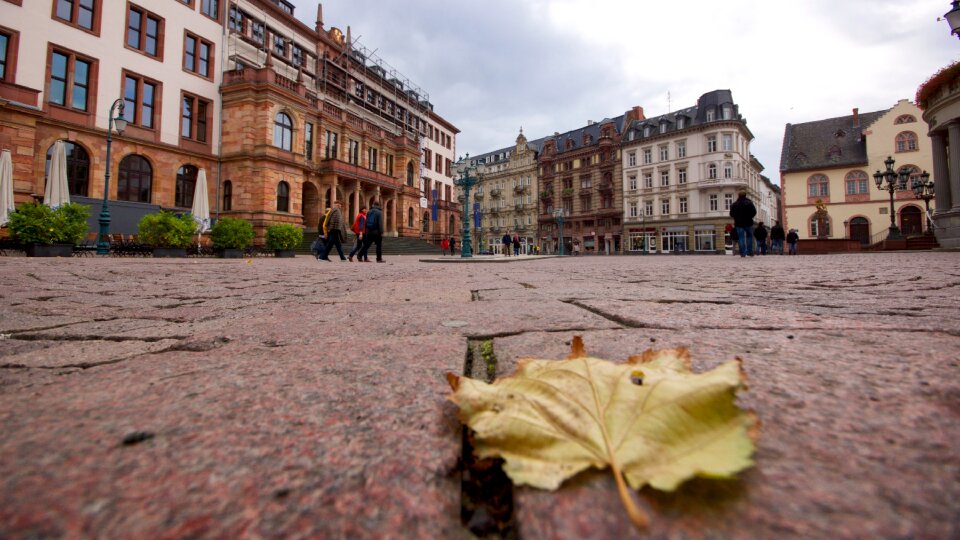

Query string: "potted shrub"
[[210, 217, 254, 258], [7, 202, 90, 257], [265, 223, 303, 258], [138, 211, 196, 257]]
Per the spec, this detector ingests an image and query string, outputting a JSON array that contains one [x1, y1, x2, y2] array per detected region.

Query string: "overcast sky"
[[291, 0, 958, 183]]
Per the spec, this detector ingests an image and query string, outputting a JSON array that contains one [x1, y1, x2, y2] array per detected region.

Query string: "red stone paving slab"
[[0, 338, 181, 368], [492, 328, 960, 539], [0, 335, 470, 539]]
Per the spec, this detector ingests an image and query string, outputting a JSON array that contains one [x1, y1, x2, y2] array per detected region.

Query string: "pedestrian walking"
[[501, 233, 512, 256], [440, 237, 449, 256], [770, 221, 786, 255], [358, 200, 385, 262], [729, 189, 757, 258], [754, 223, 769, 255], [347, 206, 367, 262], [319, 200, 347, 261], [315, 207, 331, 259], [787, 228, 800, 255], [512, 233, 520, 256], [449, 237, 456, 255]]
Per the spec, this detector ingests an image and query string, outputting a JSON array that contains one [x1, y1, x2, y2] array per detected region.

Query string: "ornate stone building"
[[620, 90, 760, 253], [917, 61, 960, 249], [538, 117, 626, 255], [470, 129, 540, 253]]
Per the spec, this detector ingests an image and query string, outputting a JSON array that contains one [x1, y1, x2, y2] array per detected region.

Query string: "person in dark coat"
[[754, 223, 769, 255], [319, 200, 347, 261], [770, 221, 786, 255], [787, 228, 800, 255], [728, 189, 757, 257], [358, 200, 385, 262], [501, 233, 512, 256]]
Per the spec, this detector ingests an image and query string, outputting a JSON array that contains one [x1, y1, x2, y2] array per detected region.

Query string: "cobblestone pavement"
[[0, 253, 958, 539]]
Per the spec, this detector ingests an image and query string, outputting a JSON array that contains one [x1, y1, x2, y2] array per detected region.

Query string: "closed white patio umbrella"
[[191, 167, 211, 232], [44, 140, 70, 209], [0, 150, 14, 226]]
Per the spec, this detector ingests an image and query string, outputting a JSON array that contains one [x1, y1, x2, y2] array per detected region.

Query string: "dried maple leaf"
[[447, 336, 758, 529]]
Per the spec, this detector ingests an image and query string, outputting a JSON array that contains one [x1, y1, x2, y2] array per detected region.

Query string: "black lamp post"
[[873, 155, 911, 241], [97, 99, 128, 255], [944, 1, 960, 39], [911, 170, 935, 234], [453, 154, 482, 257], [553, 208, 565, 255]]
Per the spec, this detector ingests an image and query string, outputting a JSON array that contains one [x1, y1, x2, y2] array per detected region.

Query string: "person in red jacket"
[[347, 206, 366, 262], [440, 237, 449, 256]]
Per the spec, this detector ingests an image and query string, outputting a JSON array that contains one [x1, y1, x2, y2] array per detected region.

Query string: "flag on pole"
[[431, 189, 438, 221]]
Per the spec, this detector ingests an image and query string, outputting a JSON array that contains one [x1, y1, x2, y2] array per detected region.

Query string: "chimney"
[[852, 108, 859, 127], [315, 3, 324, 32], [633, 105, 645, 121]]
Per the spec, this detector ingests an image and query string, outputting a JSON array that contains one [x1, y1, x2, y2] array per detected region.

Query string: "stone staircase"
[[297, 232, 443, 256], [905, 234, 940, 250]]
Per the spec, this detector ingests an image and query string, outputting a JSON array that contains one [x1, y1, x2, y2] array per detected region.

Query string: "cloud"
[[293, 0, 958, 180]]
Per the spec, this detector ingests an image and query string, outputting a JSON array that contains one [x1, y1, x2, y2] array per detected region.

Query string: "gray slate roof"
[[621, 90, 750, 144], [779, 109, 889, 172]]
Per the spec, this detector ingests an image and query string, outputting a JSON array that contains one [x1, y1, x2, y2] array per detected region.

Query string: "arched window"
[[810, 213, 831, 237], [894, 114, 916, 124], [406, 162, 415, 186], [708, 163, 717, 179], [222, 180, 232, 211], [175, 165, 198, 208], [807, 174, 829, 197], [723, 162, 733, 179], [277, 181, 290, 212], [273, 112, 293, 151], [117, 155, 152, 202], [407, 207, 414, 227], [845, 170, 869, 195], [45, 141, 90, 196], [895, 131, 918, 153]]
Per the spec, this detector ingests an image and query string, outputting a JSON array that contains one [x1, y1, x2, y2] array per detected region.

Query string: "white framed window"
[[706, 109, 716, 122], [707, 136, 717, 152], [629, 201, 638, 218], [660, 170, 669, 187], [724, 193, 733, 210], [677, 117, 685, 129], [679, 197, 688, 214], [724, 162, 733, 178], [628, 175, 637, 191], [709, 194, 718, 211], [695, 229, 715, 251], [661, 199, 670, 215], [676, 141, 686, 158], [628, 152, 636, 167], [722, 133, 733, 151], [708, 164, 717, 179], [643, 148, 652, 164], [643, 172, 653, 189], [722, 106, 732, 120], [644, 200, 653, 216], [678, 168, 687, 184], [660, 122, 667, 134], [659, 145, 668, 161]]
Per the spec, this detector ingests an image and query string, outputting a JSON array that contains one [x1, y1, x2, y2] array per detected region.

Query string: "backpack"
[[365, 209, 380, 232]]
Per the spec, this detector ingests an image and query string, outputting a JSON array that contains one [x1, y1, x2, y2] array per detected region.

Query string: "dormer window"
[[659, 122, 667, 134], [706, 109, 716, 122], [722, 106, 732, 120], [676, 117, 685, 129], [643, 125, 651, 137]]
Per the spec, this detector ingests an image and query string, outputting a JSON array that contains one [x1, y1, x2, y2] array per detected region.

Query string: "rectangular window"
[[122, 72, 157, 129], [678, 168, 687, 184], [722, 133, 733, 151], [292, 45, 303, 66], [724, 193, 733, 210], [644, 200, 653, 216], [251, 21, 264, 44], [660, 171, 669, 187], [181, 93, 209, 142], [325, 131, 338, 159], [54, 0, 97, 32], [661, 199, 670, 215], [201, 0, 219, 20], [627, 152, 636, 167], [676, 141, 686, 158], [49, 50, 92, 111], [348, 139, 359, 165], [580, 194, 591, 210], [386, 154, 394, 175], [628, 202, 638, 218], [659, 145, 668, 161], [679, 197, 688, 214], [423, 148, 432, 170], [304, 122, 313, 160], [273, 33, 286, 57], [709, 194, 718, 211], [368, 147, 378, 171], [580, 176, 592, 189], [228, 5, 243, 32], [628, 175, 637, 191], [184, 32, 213, 78], [643, 173, 653, 189], [126, 5, 162, 58], [643, 148, 652, 164], [436, 154, 442, 172], [707, 136, 717, 152], [0, 31, 9, 82]]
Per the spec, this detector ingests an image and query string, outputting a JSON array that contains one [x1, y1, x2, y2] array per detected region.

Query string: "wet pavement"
[[0, 252, 958, 539]]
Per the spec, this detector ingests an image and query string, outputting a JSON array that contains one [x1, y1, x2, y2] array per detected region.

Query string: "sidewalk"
[[0, 253, 958, 539]]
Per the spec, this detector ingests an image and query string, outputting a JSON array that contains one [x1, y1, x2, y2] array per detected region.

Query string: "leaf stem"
[[611, 462, 649, 529]]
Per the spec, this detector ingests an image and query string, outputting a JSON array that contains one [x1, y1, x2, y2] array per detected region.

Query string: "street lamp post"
[[97, 99, 128, 255], [911, 170, 935, 234], [944, 0, 960, 38], [553, 208, 565, 255], [873, 155, 911, 241], [453, 155, 482, 257]]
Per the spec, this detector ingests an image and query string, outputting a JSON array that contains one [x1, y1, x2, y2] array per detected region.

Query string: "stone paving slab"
[[0, 253, 958, 538]]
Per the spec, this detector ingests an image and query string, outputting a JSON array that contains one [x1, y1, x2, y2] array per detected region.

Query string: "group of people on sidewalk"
[[728, 189, 800, 257], [500, 233, 524, 256], [312, 200, 385, 263], [439, 237, 457, 256]]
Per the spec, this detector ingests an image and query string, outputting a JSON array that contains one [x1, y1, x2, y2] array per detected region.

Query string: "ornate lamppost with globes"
[[873, 155, 912, 241], [553, 207, 565, 255], [97, 99, 128, 255], [911, 170, 935, 234], [453, 154, 482, 257]]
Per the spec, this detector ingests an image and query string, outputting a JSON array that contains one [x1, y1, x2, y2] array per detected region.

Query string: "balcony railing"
[[514, 185, 528, 194], [514, 204, 525, 211], [490, 188, 502, 197]]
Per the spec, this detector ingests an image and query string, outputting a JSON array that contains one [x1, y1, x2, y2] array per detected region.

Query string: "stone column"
[[331, 178, 339, 204], [931, 132, 951, 212], [949, 122, 960, 211], [391, 193, 399, 235], [354, 179, 362, 214]]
